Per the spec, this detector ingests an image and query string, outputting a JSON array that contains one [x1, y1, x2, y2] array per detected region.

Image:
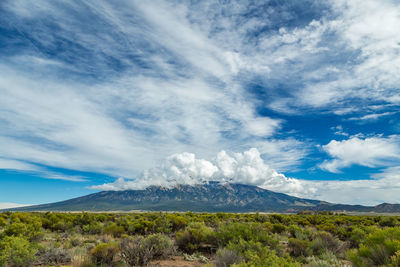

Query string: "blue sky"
[[1, 0, 400, 207]]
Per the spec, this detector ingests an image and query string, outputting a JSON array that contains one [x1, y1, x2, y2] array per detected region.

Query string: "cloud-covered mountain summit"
[[93, 148, 400, 206]]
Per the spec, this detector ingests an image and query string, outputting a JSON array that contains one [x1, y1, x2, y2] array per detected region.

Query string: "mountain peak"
[[6, 183, 400, 213]]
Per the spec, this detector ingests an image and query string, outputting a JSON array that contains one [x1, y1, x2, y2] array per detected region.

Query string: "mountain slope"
[[7, 182, 400, 213], [9, 183, 325, 212]]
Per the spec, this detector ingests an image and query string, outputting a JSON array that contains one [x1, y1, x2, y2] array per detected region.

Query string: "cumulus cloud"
[[92, 147, 400, 205], [320, 135, 400, 172], [92, 148, 312, 196]]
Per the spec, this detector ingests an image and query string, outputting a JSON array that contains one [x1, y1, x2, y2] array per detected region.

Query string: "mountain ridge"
[[5, 182, 400, 213]]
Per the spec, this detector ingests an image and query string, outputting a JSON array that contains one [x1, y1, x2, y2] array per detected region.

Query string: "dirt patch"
[[150, 256, 206, 267]]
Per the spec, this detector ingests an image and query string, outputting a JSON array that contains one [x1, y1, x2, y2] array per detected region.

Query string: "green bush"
[[272, 223, 286, 234], [176, 222, 213, 252], [228, 239, 300, 267], [0, 217, 6, 228], [288, 238, 310, 257], [103, 222, 125, 237], [120, 237, 153, 266], [311, 232, 346, 255], [215, 248, 243, 267], [349, 227, 366, 248], [2, 220, 43, 242], [388, 250, 400, 267], [82, 222, 102, 235], [349, 227, 400, 266], [168, 214, 188, 231], [89, 242, 119, 266], [0, 236, 37, 267], [212, 222, 279, 249], [120, 234, 174, 266], [308, 251, 349, 267], [145, 233, 175, 259]]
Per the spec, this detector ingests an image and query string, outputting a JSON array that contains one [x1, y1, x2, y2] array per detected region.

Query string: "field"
[[1, 211, 400, 266]]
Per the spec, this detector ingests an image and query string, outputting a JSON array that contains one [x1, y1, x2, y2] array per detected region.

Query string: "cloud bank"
[[92, 148, 313, 196], [93, 147, 400, 206], [0, 203, 32, 209]]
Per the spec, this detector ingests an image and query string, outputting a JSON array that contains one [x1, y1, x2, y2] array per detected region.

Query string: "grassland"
[[1, 211, 400, 266]]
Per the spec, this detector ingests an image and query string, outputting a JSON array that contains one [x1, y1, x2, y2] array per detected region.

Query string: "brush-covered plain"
[[1, 212, 400, 266]]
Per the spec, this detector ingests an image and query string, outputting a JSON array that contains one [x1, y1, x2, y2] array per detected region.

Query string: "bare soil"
[[150, 256, 206, 267]]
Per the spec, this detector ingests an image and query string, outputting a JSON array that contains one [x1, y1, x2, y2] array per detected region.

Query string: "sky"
[[1, 0, 400, 208]]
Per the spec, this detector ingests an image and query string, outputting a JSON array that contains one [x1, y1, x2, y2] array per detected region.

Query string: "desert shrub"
[[215, 248, 243, 267], [89, 242, 119, 266], [50, 219, 73, 232], [388, 250, 400, 267], [0, 217, 6, 228], [1, 220, 43, 242], [120, 237, 153, 266], [70, 237, 81, 247], [212, 222, 279, 250], [272, 223, 287, 234], [128, 218, 156, 234], [103, 222, 125, 237], [349, 227, 367, 248], [176, 222, 213, 253], [318, 222, 337, 234], [167, 214, 188, 231], [288, 225, 302, 238], [349, 227, 400, 266], [311, 232, 346, 255], [308, 251, 349, 267], [36, 247, 71, 266], [269, 214, 284, 224], [153, 215, 172, 233], [82, 221, 102, 235], [145, 233, 175, 259], [0, 236, 37, 267], [72, 255, 98, 267], [288, 238, 310, 257], [120, 234, 174, 266], [228, 239, 300, 267]]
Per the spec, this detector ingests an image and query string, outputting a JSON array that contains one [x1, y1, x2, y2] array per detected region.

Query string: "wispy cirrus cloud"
[[0, 0, 284, 180], [348, 112, 396, 121]]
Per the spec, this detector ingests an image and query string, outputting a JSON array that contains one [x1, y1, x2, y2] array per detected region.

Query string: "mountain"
[[5, 182, 400, 213]]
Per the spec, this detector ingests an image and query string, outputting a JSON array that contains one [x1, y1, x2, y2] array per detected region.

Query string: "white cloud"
[[92, 148, 312, 197], [0, 0, 289, 180], [0, 158, 87, 182], [297, 0, 400, 109], [320, 135, 400, 172], [0, 158, 41, 172], [0, 203, 32, 209], [331, 125, 349, 137], [348, 112, 396, 121], [2, 0, 400, 205], [92, 147, 400, 205], [255, 138, 310, 172]]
